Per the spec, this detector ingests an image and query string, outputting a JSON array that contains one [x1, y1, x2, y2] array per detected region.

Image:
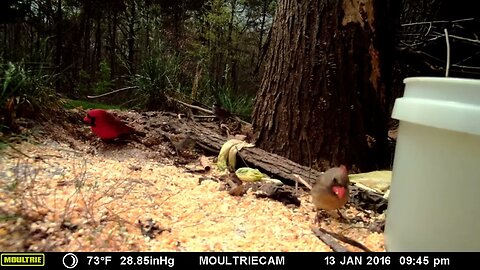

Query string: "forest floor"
[[0, 108, 385, 252]]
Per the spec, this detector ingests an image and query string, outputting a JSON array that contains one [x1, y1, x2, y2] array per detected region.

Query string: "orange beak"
[[332, 186, 346, 199]]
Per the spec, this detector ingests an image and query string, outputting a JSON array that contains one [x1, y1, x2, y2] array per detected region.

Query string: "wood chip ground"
[[0, 139, 385, 252]]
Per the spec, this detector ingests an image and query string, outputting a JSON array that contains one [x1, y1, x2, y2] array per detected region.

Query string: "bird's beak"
[[332, 186, 346, 199], [83, 116, 95, 126]]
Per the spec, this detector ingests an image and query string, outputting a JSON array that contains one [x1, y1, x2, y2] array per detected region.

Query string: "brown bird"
[[165, 131, 196, 157], [311, 165, 350, 211]]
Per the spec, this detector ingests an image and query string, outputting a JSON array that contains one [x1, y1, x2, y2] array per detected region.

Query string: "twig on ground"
[[293, 174, 312, 190], [313, 226, 372, 252], [311, 226, 349, 252]]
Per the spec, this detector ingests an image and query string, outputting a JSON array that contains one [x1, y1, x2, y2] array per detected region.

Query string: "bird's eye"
[[87, 114, 96, 126], [332, 178, 338, 184]]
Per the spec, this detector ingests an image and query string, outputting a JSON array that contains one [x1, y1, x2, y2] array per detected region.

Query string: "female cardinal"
[[83, 109, 136, 140], [311, 165, 350, 211]]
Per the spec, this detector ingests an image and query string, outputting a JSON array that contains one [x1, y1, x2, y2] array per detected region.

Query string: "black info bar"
[[0, 252, 473, 269]]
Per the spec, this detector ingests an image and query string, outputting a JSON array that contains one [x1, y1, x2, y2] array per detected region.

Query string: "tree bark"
[[253, 0, 396, 172]]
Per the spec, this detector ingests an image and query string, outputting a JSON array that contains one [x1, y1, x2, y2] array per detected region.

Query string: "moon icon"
[[62, 253, 79, 269]]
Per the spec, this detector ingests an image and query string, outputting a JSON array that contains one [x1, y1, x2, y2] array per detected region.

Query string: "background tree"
[[252, 0, 398, 172]]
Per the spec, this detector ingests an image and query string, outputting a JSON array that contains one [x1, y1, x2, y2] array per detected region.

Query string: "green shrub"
[[215, 84, 254, 120], [130, 45, 182, 110], [94, 60, 112, 95], [0, 60, 59, 115]]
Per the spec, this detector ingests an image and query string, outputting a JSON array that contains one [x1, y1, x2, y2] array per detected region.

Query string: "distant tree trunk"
[[258, 0, 268, 57], [145, 6, 150, 52], [29, 24, 34, 59], [210, 39, 225, 90], [110, 9, 118, 80], [94, 14, 102, 67], [253, 0, 397, 172], [172, 9, 182, 50], [45, 0, 53, 33], [55, 0, 63, 87], [228, 0, 238, 93], [82, 13, 91, 71], [127, 0, 136, 73], [2, 25, 6, 57]]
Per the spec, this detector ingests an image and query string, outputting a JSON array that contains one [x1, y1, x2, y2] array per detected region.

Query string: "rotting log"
[[183, 120, 388, 213]]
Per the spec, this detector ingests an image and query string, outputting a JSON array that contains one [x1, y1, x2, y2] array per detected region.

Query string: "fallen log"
[[186, 120, 388, 213]]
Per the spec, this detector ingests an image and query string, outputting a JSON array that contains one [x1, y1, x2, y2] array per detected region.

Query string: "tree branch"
[[401, 18, 474, 27], [87, 86, 138, 99]]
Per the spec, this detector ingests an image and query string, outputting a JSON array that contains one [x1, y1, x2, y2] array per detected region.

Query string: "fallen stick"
[[199, 155, 211, 172], [314, 226, 372, 252], [174, 98, 212, 114], [311, 226, 349, 252], [293, 173, 313, 190]]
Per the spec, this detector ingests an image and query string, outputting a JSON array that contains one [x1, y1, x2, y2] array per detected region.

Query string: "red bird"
[[83, 109, 136, 140]]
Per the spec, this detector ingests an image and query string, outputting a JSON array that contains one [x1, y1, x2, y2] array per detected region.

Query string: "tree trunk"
[[94, 14, 102, 67], [228, 0, 238, 93], [253, 0, 396, 172], [145, 6, 150, 52], [55, 0, 63, 87], [110, 9, 118, 80], [127, 0, 136, 73], [258, 0, 268, 57], [82, 13, 91, 71]]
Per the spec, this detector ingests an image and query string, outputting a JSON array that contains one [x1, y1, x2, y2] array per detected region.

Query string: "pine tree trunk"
[[253, 0, 396, 172]]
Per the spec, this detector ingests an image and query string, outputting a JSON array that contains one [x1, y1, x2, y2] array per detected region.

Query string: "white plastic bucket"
[[385, 77, 480, 251]]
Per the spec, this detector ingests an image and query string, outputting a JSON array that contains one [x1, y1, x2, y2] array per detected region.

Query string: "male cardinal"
[[311, 165, 350, 211], [83, 109, 136, 140]]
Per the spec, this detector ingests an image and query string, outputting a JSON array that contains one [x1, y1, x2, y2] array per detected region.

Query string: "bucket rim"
[[404, 76, 480, 85]]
